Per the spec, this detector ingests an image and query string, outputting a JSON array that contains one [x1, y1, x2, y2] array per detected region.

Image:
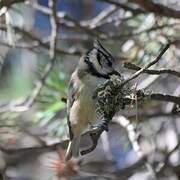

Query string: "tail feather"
[[65, 137, 80, 161]]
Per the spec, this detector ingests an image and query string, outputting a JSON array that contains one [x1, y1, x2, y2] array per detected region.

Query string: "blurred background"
[[0, 0, 180, 179]]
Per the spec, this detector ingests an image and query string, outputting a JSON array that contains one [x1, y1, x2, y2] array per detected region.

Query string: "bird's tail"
[[65, 137, 81, 161]]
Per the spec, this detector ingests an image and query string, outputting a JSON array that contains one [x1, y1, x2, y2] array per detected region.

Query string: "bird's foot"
[[90, 120, 109, 133]]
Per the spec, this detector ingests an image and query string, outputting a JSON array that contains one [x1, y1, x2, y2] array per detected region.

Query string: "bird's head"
[[81, 39, 119, 79]]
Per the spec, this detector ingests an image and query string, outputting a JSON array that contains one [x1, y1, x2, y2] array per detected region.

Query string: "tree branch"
[[0, 25, 81, 56], [121, 43, 170, 86], [0, 0, 26, 8], [124, 62, 180, 78], [97, 0, 145, 15], [0, 0, 59, 113], [130, 0, 180, 19], [137, 91, 180, 105]]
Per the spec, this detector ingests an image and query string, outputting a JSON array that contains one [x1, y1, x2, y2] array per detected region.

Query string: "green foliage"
[[34, 62, 68, 138]]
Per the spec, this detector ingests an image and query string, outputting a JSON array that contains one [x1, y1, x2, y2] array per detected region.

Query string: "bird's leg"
[[90, 121, 108, 132], [80, 132, 100, 155], [97, 118, 109, 131], [90, 117, 110, 132], [81, 119, 108, 155], [81, 117, 111, 155]]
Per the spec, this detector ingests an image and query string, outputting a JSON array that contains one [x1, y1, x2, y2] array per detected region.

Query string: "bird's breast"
[[69, 74, 106, 135], [79, 84, 98, 122]]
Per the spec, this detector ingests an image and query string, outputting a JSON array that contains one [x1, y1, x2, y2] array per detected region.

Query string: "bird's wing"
[[67, 78, 77, 140]]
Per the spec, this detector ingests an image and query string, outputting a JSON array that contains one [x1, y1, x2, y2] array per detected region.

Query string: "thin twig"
[[0, 0, 59, 113], [30, 2, 104, 38], [130, 0, 180, 19], [124, 62, 180, 78], [121, 43, 170, 86], [0, 0, 26, 8], [0, 24, 81, 56], [156, 141, 180, 173], [143, 92, 180, 105], [109, 22, 180, 39], [82, 5, 119, 29], [97, 0, 145, 15]]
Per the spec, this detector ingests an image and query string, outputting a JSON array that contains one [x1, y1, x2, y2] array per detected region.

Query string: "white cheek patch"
[[94, 58, 102, 72], [88, 49, 97, 63]]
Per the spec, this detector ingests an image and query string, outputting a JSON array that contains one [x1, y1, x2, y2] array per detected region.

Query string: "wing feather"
[[67, 78, 77, 140]]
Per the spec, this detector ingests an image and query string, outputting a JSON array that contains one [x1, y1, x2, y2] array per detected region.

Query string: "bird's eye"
[[96, 51, 102, 66], [107, 59, 112, 67], [104, 57, 112, 68], [96, 49, 113, 68]]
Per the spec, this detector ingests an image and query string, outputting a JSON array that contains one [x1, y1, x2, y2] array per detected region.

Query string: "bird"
[[65, 39, 120, 161]]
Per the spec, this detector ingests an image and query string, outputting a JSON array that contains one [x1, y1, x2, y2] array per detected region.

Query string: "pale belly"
[[70, 92, 98, 134], [69, 87, 101, 136], [69, 75, 105, 136]]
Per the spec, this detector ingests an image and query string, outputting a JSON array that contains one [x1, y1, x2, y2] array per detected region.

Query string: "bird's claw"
[[81, 120, 109, 156], [90, 121, 109, 132], [100, 122, 109, 131]]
